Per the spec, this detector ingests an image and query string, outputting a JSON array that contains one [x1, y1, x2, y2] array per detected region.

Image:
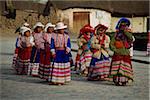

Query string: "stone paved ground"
[[0, 36, 149, 100]]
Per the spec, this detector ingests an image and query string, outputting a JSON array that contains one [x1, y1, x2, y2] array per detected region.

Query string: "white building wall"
[[132, 17, 147, 33], [62, 8, 111, 31], [61, 8, 147, 33]]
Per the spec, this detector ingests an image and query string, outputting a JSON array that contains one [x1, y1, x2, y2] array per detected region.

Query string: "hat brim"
[[82, 29, 94, 33], [33, 25, 44, 30], [80, 28, 95, 34], [45, 25, 55, 28], [22, 28, 31, 35], [56, 25, 67, 30], [44, 25, 55, 32], [95, 24, 108, 30]]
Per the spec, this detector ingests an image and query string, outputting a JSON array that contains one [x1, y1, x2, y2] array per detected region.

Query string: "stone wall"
[[0, 9, 62, 29]]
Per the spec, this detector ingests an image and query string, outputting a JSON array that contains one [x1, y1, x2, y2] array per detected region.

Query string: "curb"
[[71, 49, 150, 64]]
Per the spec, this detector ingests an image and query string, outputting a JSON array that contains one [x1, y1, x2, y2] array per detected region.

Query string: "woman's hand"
[[124, 27, 132, 33]]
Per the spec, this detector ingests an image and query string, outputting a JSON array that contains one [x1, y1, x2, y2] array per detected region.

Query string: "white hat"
[[23, 22, 29, 27], [44, 22, 55, 32], [33, 22, 44, 29], [21, 27, 31, 35], [19, 26, 27, 33], [55, 22, 67, 30]]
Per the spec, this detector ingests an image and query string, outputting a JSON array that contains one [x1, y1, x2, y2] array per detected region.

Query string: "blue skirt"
[[90, 54, 110, 67], [30, 46, 40, 63], [54, 50, 69, 63], [88, 54, 110, 80]]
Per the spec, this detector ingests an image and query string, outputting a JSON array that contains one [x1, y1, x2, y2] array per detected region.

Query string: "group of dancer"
[[75, 17, 134, 86], [12, 21, 71, 85], [12, 17, 134, 86]]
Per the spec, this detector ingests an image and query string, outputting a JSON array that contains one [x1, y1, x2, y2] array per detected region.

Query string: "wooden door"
[[73, 12, 90, 35]]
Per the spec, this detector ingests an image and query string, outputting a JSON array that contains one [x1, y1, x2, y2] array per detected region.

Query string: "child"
[[38, 22, 55, 81], [29, 22, 44, 76], [12, 26, 29, 72], [75, 24, 94, 76], [16, 27, 34, 75], [88, 24, 110, 81]]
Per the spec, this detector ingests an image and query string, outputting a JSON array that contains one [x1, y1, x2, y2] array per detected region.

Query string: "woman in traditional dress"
[[75, 24, 94, 76], [16, 27, 34, 75], [38, 22, 55, 80], [12, 23, 30, 69], [109, 18, 134, 86], [88, 24, 111, 81], [29, 22, 44, 76], [50, 22, 71, 85]]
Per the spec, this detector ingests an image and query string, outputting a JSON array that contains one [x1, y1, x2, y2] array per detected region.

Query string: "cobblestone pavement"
[[0, 37, 149, 100]]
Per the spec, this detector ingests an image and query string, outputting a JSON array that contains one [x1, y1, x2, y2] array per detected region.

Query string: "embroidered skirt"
[[28, 46, 40, 76], [109, 55, 134, 84], [50, 50, 71, 84], [76, 51, 92, 74], [39, 48, 52, 80], [88, 54, 110, 80], [16, 47, 32, 75]]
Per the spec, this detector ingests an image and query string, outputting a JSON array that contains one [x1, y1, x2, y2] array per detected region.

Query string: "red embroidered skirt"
[[16, 47, 32, 75]]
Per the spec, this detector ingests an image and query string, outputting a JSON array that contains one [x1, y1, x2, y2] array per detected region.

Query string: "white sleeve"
[[30, 36, 35, 46], [17, 37, 22, 48]]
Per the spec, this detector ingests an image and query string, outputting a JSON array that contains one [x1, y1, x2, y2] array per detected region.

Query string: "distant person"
[[15, 27, 34, 75], [28, 22, 44, 76], [129, 36, 135, 57], [147, 43, 150, 56], [146, 30, 150, 56], [75, 24, 94, 76], [88, 24, 110, 81], [109, 18, 134, 86]]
